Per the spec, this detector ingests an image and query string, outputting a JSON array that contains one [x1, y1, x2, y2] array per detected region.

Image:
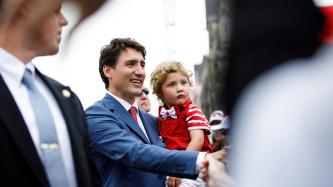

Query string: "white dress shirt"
[[107, 91, 150, 141], [0, 48, 77, 187]]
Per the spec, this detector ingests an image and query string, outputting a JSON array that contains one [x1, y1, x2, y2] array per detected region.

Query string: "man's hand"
[[167, 176, 181, 187], [199, 155, 233, 187], [205, 149, 226, 161]]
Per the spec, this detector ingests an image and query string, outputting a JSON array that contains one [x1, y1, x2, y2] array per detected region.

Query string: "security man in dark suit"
[[0, 0, 100, 186]]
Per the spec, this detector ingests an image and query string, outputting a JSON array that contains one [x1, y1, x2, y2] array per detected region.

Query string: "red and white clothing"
[[158, 99, 212, 152]]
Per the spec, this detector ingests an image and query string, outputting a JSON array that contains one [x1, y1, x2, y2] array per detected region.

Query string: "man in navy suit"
[[86, 38, 221, 187], [0, 0, 100, 186]]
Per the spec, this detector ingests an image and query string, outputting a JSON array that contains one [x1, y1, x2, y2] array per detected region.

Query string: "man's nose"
[[135, 65, 145, 75]]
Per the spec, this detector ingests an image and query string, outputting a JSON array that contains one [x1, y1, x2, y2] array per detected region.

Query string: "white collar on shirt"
[[107, 91, 139, 112], [0, 48, 36, 87]]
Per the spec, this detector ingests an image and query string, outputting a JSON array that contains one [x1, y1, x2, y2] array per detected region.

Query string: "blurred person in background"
[[209, 111, 231, 171], [210, 113, 231, 153], [202, 0, 328, 186], [0, 0, 100, 186], [224, 0, 324, 114], [136, 87, 151, 112], [209, 110, 225, 152], [231, 2, 333, 183], [232, 44, 333, 187]]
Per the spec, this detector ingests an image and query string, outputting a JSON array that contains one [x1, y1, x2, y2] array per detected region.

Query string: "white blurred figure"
[[211, 115, 231, 152], [231, 44, 333, 187]]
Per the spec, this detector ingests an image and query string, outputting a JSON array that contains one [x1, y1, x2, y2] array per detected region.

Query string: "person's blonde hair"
[[150, 61, 193, 100]]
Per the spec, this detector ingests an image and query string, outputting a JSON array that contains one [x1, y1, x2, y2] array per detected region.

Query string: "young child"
[[150, 61, 211, 187]]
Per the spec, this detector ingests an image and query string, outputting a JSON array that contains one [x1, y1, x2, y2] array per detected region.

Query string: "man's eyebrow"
[[125, 59, 145, 63]]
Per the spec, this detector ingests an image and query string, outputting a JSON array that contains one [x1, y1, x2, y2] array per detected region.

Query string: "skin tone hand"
[[206, 149, 226, 161], [199, 154, 233, 187], [200, 149, 226, 182], [167, 176, 181, 187]]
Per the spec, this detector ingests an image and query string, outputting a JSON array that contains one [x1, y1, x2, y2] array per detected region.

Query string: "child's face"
[[161, 71, 190, 108]]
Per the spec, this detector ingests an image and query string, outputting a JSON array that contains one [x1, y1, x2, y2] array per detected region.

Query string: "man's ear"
[[103, 65, 113, 79]]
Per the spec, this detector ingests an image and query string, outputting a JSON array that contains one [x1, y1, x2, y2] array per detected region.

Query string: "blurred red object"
[[319, 5, 333, 44]]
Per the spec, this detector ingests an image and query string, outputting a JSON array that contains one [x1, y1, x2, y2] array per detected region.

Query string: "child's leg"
[[179, 178, 208, 187]]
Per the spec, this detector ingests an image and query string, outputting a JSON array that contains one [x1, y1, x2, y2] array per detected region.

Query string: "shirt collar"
[[163, 98, 192, 111], [0, 48, 35, 88], [107, 91, 139, 112]]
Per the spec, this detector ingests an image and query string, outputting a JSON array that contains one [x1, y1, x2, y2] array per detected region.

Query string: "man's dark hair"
[[99, 38, 146, 89], [0, 0, 3, 13]]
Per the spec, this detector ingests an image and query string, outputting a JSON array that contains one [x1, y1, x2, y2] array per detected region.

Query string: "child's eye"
[[167, 82, 176, 87], [180, 79, 188, 85]]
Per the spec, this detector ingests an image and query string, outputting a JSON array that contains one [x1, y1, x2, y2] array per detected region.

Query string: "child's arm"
[[186, 129, 205, 151]]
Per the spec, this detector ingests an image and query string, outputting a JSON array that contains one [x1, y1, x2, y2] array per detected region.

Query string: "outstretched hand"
[[199, 151, 233, 187], [207, 149, 226, 161]]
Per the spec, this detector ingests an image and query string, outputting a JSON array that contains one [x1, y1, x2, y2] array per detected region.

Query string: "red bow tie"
[[160, 107, 177, 119]]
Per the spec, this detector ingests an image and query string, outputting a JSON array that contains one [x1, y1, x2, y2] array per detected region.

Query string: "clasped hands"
[[166, 149, 231, 187], [199, 149, 233, 187]]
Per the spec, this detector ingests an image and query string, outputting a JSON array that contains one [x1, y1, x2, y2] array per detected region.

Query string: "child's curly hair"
[[150, 61, 193, 100]]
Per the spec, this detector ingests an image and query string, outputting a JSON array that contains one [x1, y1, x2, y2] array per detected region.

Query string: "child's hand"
[[167, 176, 181, 187]]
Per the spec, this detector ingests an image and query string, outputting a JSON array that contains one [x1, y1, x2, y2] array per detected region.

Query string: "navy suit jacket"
[[0, 70, 100, 187], [86, 93, 199, 187]]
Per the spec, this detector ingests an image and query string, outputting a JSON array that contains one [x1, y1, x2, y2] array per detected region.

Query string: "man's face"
[[107, 48, 146, 104], [137, 91, 151, 112], [27, 0, 68, 56]]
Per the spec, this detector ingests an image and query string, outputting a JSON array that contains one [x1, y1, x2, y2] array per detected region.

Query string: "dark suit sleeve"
[[86, 103, 199, 179]]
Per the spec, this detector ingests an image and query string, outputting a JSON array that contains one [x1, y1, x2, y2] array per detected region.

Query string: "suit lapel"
[[139, 110, 160, 145], [35, 70, 78, 143], [38, 71, 78, 139], [102, 94, 150, 144], [0, 75, 49, 186]]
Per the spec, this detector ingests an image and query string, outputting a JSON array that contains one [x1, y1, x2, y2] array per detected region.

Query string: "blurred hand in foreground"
[[200, 154, 233, 187]]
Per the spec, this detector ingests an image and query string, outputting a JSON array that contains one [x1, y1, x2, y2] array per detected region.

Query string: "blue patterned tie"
[[22, 69, 68, 187]]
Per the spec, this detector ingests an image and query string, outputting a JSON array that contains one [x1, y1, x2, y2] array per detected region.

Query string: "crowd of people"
[[1, 0, 332, 187]]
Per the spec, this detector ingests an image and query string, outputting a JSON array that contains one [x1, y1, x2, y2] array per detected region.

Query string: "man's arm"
[[86, 103, 199, 179]]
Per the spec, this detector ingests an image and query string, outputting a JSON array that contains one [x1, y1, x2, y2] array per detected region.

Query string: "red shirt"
[[158, 99, 212, 152]]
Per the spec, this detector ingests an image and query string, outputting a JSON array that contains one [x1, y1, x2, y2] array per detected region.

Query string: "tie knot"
[[22, 69, 35, 90], [129, 106, 137, 115]]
